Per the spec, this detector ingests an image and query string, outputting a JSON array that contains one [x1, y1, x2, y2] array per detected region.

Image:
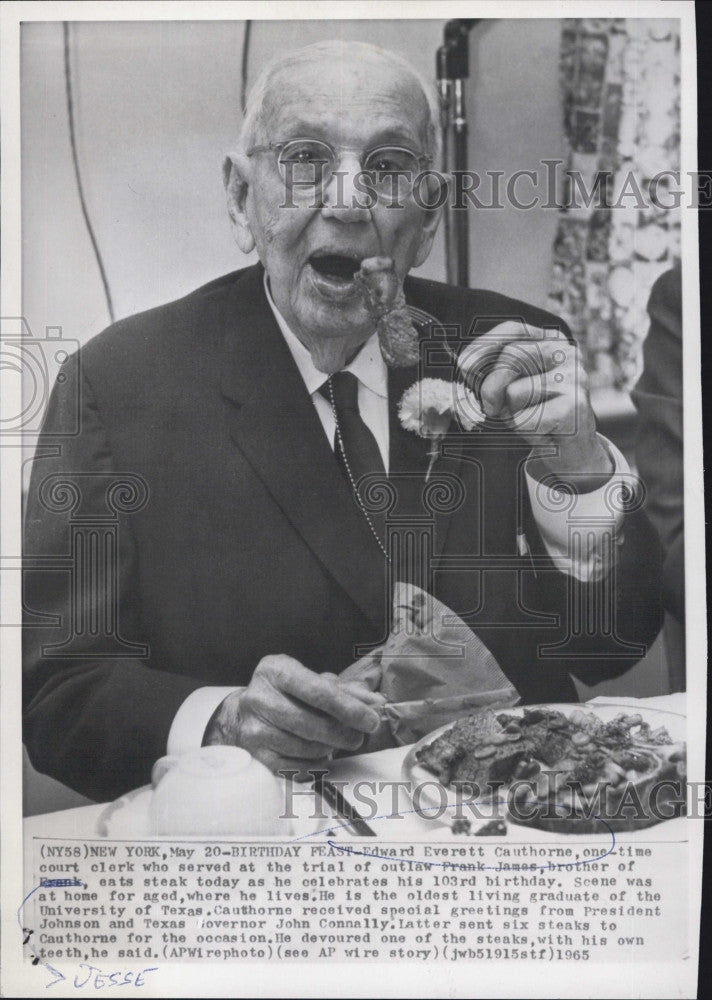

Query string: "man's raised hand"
[[458, 320, 613, 487]]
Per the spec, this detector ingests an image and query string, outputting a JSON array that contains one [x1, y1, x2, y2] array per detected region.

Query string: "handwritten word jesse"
[[72, 964, 158, 989]]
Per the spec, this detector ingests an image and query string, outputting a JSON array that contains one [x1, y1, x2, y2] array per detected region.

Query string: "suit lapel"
[[217, 265, 388, 628], [387, 364, 430, 483], [388, 300, 468, 560]]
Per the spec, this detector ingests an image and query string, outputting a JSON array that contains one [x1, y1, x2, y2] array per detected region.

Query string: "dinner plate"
[[402, 702, 686, 837]]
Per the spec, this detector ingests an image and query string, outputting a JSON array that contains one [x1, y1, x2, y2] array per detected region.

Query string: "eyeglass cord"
[[327, 376, 390, 561]]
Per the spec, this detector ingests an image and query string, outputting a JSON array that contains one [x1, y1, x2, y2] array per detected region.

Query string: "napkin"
[[340, 583, 520, 750]]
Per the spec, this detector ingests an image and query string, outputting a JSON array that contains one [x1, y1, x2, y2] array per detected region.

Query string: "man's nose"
[[320, 153, 371, 222]]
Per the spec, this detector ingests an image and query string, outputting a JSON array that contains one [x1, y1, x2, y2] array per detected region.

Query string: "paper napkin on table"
[[340, 582, 520, 750]]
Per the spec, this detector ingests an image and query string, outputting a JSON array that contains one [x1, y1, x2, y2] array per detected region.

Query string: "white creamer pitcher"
[[149, 745, 288, 836]]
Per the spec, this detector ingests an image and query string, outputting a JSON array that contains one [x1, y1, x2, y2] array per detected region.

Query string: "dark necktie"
[[319, 371, 387, 554], [320, 371, 385, 485]]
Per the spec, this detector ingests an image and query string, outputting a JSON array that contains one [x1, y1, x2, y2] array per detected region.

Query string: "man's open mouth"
[[306, 251, 374, 304], [308, 253, 362, 283]]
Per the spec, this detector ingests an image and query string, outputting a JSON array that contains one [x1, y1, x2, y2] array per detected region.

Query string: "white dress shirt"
[[167, 277, 630, 754], [274, 308, 390, 470]]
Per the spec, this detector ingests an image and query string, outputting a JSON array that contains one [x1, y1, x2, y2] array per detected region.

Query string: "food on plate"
[[416, 707, 686, 833], [354, 256, 421, 367], [474, 818, 507, 837]]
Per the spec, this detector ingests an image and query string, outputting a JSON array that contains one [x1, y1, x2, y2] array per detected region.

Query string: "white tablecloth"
[[24, 693, 686, 843]]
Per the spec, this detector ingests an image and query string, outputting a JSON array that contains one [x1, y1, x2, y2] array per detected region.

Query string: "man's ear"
[[412, 173, 448, 268], [223, 153, 256, 254]]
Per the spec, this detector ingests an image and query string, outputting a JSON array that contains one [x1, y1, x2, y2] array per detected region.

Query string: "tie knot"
[[320, 371, 359, 412]]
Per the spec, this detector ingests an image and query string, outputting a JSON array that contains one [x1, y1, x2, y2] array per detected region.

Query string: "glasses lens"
[[363, 147, 420, 191], [278, 140, 333, 188]]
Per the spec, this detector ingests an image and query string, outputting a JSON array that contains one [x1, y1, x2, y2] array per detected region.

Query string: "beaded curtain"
[[547, 18, 681, 391]]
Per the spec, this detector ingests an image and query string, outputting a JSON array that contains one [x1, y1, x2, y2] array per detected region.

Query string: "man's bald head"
[[224, 38, 444, 373], [239, 39, 440, 163]]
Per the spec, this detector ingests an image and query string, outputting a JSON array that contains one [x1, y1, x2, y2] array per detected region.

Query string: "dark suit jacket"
[[23, 263, 663, 800]]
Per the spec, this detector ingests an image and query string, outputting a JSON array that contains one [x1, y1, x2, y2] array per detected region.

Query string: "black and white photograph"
[[1, 2, 704, 997]]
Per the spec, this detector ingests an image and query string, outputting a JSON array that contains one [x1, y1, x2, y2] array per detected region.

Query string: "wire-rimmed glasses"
[[246, 137, 432, 196]]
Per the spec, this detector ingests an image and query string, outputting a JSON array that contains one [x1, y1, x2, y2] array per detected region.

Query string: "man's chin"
[[306, 339, 367, 375], [297, 286, 374, 342], [293, 309, 376, 374]]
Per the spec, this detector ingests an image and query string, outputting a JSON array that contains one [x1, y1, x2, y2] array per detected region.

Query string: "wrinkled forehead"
[[259, 50, 431, 148]]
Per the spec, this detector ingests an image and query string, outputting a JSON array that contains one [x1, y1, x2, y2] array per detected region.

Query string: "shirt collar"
[[263, 272, 388, 399]]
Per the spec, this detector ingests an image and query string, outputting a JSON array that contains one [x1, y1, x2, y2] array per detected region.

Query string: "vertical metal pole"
[[437, 44, 455, 287], [437, 20, 480, 288], [452, 79, 469, 287]]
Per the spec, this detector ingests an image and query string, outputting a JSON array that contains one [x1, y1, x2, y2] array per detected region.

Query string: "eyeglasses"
[[246, 137, 431, 194]]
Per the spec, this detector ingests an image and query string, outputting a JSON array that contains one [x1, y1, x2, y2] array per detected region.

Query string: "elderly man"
[[23, 41, 662, 801]]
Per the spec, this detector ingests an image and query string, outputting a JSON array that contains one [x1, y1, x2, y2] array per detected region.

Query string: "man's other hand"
[[203, 655, 384, 778], [458, 320, 613, 488]]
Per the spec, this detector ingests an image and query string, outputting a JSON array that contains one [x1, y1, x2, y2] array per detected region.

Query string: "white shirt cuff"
[[167, 687, 240, 755], [525, 435, 630, 582]]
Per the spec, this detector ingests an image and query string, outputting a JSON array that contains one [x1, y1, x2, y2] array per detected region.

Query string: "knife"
[[312, 775, 377, 837]]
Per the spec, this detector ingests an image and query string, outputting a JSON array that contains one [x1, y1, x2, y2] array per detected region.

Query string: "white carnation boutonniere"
[[398, 378, 485, 481]]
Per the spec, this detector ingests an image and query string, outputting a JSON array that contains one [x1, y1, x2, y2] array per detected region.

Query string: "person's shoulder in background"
[[632, 262, 682, 429], [648, 261, 682, 330], [631, 262, 684, 636], [637, 262, 682, 397]]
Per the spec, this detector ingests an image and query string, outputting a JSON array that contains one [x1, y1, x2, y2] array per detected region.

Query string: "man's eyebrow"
[[269, 120, 426, 152], [365, 124, 425, 150], [270, 118, 332, 141]]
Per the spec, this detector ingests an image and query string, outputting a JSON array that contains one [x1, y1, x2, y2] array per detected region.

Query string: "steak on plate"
[[415, 706, 686, 832]]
